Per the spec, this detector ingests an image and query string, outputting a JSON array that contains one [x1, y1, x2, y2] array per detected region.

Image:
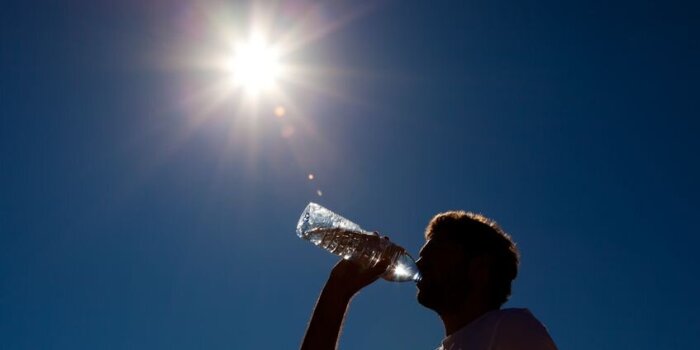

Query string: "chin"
[[416, 289, 434, 309], [417, 286, 450, 313]]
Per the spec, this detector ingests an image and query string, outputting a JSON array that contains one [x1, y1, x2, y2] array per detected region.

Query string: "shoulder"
[[492, 308, 558, 350], [495, 308, 541, 326]]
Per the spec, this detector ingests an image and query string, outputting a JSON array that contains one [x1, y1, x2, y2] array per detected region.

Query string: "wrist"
[[323, 277, 358, 301]]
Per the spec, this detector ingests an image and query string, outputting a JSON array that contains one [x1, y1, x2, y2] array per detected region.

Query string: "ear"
[[467, 254, 493, 287]]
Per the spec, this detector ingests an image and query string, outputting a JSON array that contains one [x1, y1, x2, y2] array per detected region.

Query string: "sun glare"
[[170, 2, 370, 139], [232, 38, 280, 94]]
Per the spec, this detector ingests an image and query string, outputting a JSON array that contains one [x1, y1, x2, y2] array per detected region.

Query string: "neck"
[[439, 300, 497, 336]]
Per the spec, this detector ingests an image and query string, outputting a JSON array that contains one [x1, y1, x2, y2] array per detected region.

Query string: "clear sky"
[[1, 1, 699, 349]]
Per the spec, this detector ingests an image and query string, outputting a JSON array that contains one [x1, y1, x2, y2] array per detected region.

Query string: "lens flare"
[[232, 37, 280, 94]]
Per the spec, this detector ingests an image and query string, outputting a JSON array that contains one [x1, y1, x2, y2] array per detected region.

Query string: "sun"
[[231, 37, 280, 95], [170, 2, 368, 123]]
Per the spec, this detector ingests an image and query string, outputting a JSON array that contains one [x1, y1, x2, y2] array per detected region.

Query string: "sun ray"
[[162, 1, 389, 190]]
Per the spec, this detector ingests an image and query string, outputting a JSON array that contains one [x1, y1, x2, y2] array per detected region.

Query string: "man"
[[301, 211, 558, 350]]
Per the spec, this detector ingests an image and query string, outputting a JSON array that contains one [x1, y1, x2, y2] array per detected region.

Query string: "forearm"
[[300, 282, 354, 350], [300, 257, 390, 350]]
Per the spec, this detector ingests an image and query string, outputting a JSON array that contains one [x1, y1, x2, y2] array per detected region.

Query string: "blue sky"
[[1, 1, 699, 349]]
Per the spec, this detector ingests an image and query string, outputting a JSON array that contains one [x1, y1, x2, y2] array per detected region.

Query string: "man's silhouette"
[[301, 211, 558, 350]]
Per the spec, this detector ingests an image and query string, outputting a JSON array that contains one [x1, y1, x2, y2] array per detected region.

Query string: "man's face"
[[415, 233, 470, 313]]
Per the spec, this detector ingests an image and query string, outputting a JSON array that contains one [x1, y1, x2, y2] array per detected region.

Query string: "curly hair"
[[425, 211, 520, 307]]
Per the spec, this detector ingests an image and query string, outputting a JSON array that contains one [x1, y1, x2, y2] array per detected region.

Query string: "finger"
[[369, 253, 393, 274]]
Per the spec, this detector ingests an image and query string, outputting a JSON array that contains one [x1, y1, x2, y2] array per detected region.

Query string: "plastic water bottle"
[[296, 202, 421, 282]]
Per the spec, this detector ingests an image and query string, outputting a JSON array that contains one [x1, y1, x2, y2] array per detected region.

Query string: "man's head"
[[416, 211, 520, 314]]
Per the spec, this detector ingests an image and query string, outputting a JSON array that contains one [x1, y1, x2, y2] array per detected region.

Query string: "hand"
[[326, 235, 395, 298]]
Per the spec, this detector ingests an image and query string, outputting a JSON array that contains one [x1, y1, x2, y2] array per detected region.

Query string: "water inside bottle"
[[305, 228, 379, 261], [386, 253, 422, 282], [304, 227, 421, 282], [296, 202, 421, 282]]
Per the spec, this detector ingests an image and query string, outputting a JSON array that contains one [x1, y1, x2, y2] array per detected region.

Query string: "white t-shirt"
[[437, 308, 558, 350]]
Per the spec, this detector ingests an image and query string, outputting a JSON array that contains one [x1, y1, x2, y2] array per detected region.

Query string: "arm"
[[300, 256, 391, 350]]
